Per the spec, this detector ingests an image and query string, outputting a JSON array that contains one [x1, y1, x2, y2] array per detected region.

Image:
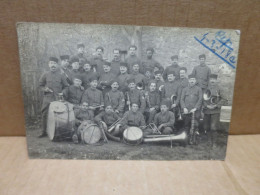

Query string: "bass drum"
[[78, 120, 102, 144], [123, 127, 143, 145], [47, 101, 75, 141]]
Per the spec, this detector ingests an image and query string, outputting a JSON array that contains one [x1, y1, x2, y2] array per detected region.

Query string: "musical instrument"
[[47, 101, 75, 141], [220, 106, 232, 122], [107, 116, 126, 133], [126, 92, 131, 110], [123, 127, 143, 145], [147, 123, 161, 134], [144, 91, 151, 108], [170, 94, 177, 104], [143, 131, 187, 146], [170, 94, 183, 120], [189, 111, 198, 145], [78, 120, 102, 144], [158, 85, 164, 92], [203, 89, 228, 106], [99, 121, 121, 142], [98, 121, 108, 143]]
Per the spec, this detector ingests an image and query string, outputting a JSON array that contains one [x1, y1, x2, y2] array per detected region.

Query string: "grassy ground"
[[26, 120, 229, 161]]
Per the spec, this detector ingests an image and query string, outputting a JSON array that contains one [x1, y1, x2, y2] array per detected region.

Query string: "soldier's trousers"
[[143, 126, 173, 136], [144, 109, 157, 124], [41, 105, 49, 134], [182, 111, 200, 134], [203, 113, 220, 131]]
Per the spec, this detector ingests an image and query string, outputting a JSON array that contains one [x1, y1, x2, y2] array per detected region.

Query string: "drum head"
[[51, 101, 67, 113], [82, 125, 102, 144], [123, 127, 143, 143]]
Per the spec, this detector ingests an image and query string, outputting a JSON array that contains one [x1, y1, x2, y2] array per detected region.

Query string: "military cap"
[[209, 74, 218, 79], [96, 46, 104, 52], [127, 78, 135, 84], [188, 74, 196, 79], [129, 45, 137, 50], [161, 99, 171, 108], [120, 62, 128, 68], [136, 82, 144, 89], [154, 70, 163, 75], [60, 55, 70, 60], [49, 57, 59, 63], [171, 55, 178, 60], [110, 79, 119, 85], [77, 43, 85, 48], [73, 76, 82, 81], [103, 61, 111, 66], [70, 57, 79, 64], [199, 54, 206, 59], [146, 47, 154, 53], [180, 67, 187, 72], [167, 70, 176, 76], [89, 75, 98, 82]]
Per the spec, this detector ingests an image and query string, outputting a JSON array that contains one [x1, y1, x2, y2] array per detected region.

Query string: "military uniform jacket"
[[39, 71, 69, 111], [125, 55, 143, 74], [98, 72, 116, 89], [80, 71, 98, 89], [94, 111, 120, 126], [75, 108, 94, 124], [118, 73, 131, 92], [120, 110, 146, 127], [69, 69, 82, 82], [154, 111, 175, 127], [130, 72, 147, 87], [163, 64, 181, 80], [71, 53, 88, 72], [161, 80, 181, 105], [145, 91, 160, 109], [127, 89, 146, 113], [60, 67, 73, 85], [178, 78, 189, 89], [203, 84, 224, 114], [62, 85, 84, 105], [81, 88, 104, 106], [90, 56, 106, 74], [110, 59, 121, 76], [142, 57, 164, 73], [104, 90, 125, 112], [180, 85, 202, 111], [192, 65, 211, 89]]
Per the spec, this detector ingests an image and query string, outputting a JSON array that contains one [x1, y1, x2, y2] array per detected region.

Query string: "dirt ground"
[[26, 119, 229, 161]]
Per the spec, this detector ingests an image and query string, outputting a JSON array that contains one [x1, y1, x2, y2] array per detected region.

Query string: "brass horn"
[[170, 94, 177, 104], [203, 89, 212, 101]]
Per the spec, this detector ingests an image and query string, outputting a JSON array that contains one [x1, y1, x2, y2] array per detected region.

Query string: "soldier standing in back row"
[[38, 57, 69, 137], [142, 47, 164, 73], [90, 46, 106, 74], [163, 55, 181, 81], [59, 55, 72, 85], [71, 43, 88, 72], [125, 45, 143, 74], [110, 48, 122, 76]]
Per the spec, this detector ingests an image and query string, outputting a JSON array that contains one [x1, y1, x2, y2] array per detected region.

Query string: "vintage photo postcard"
[[17, 23, 240, 160]]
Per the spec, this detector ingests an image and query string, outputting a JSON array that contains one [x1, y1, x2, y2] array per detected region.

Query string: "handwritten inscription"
[[194, 31, 237, 69]]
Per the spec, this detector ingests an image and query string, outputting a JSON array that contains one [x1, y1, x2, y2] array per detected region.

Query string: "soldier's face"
[[81, 103, 88, 110], [150, 83, 156, 92], [129, 47, 136, 55], [146, 50, 153, 58], [78, 47, 84, 54], [189, 78, 196, 86], [180, 70, 187, 79], [113, 50, 120, 59], [73, 79, 82, 87], [49, 61, 58, 72], [103, 65, 111, 72], [172, 58, 178, 65], [72, 62, 79, 70], [91, 80, 98, 88], [128, 83, 136, 90], [199, 57, 206, 65], [155, 74, 161, 80], [111, 82, 119, 90], [167, 74, 175, 82], [105, 106, 113, 113], [160, 105, 168, 113], [131, 104, 139, 112], [133, 64, 139, 72], [61, 59, 69, 68], [83, 63, 91, 71], [120, 66, 127, 73], [145, 71, 151, 78], [210, 78, 217, 85], [96, 49, 103, 56]]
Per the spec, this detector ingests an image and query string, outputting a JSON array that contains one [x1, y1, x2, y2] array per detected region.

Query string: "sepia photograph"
[[17, 23, 240, 160]]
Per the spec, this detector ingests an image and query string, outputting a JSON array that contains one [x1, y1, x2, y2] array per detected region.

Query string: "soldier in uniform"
[[150, 70, 165, 92], [110, 48, 122, 76], [130, 63, 147, 89], [144, 81, 160, 124], [90, 46, 106, 74], [69, 57, 82, 82], [178, 67, 189, 89], [203, 74, 225, 145], [59, 55, 72, 85], [80, 60, 98, 90], [125, 45, 143, 74], [118, 62, 131, 93], [38, 57, 69, 137], [143, 67, 155, 89], [104, 80, 125, 117], [163, 55, 181, 81], [142, 47, 164, 73], [97, 61, 116, 95], [62, 77, 84, 107], [118, 103, 146, 136], [81, 76, 104, 116], [126, 79, 146, 114], [71, 43, 88, 72], [191, 54, 211, 92], [180, 74, 202, 134]]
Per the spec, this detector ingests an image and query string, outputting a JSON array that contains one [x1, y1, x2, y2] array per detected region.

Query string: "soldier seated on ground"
[[94, 104, 121, 136], [72, 102, 94, 143], [144, 99, 175, 136]]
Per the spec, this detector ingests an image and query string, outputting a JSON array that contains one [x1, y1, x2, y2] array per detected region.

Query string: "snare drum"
[[78, 120, 102, 144], [123, 127, 143, 145], [47, 101, 75, 141]]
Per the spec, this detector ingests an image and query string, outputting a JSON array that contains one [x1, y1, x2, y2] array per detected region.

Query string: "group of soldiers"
[[39, 43, 224, 145]]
